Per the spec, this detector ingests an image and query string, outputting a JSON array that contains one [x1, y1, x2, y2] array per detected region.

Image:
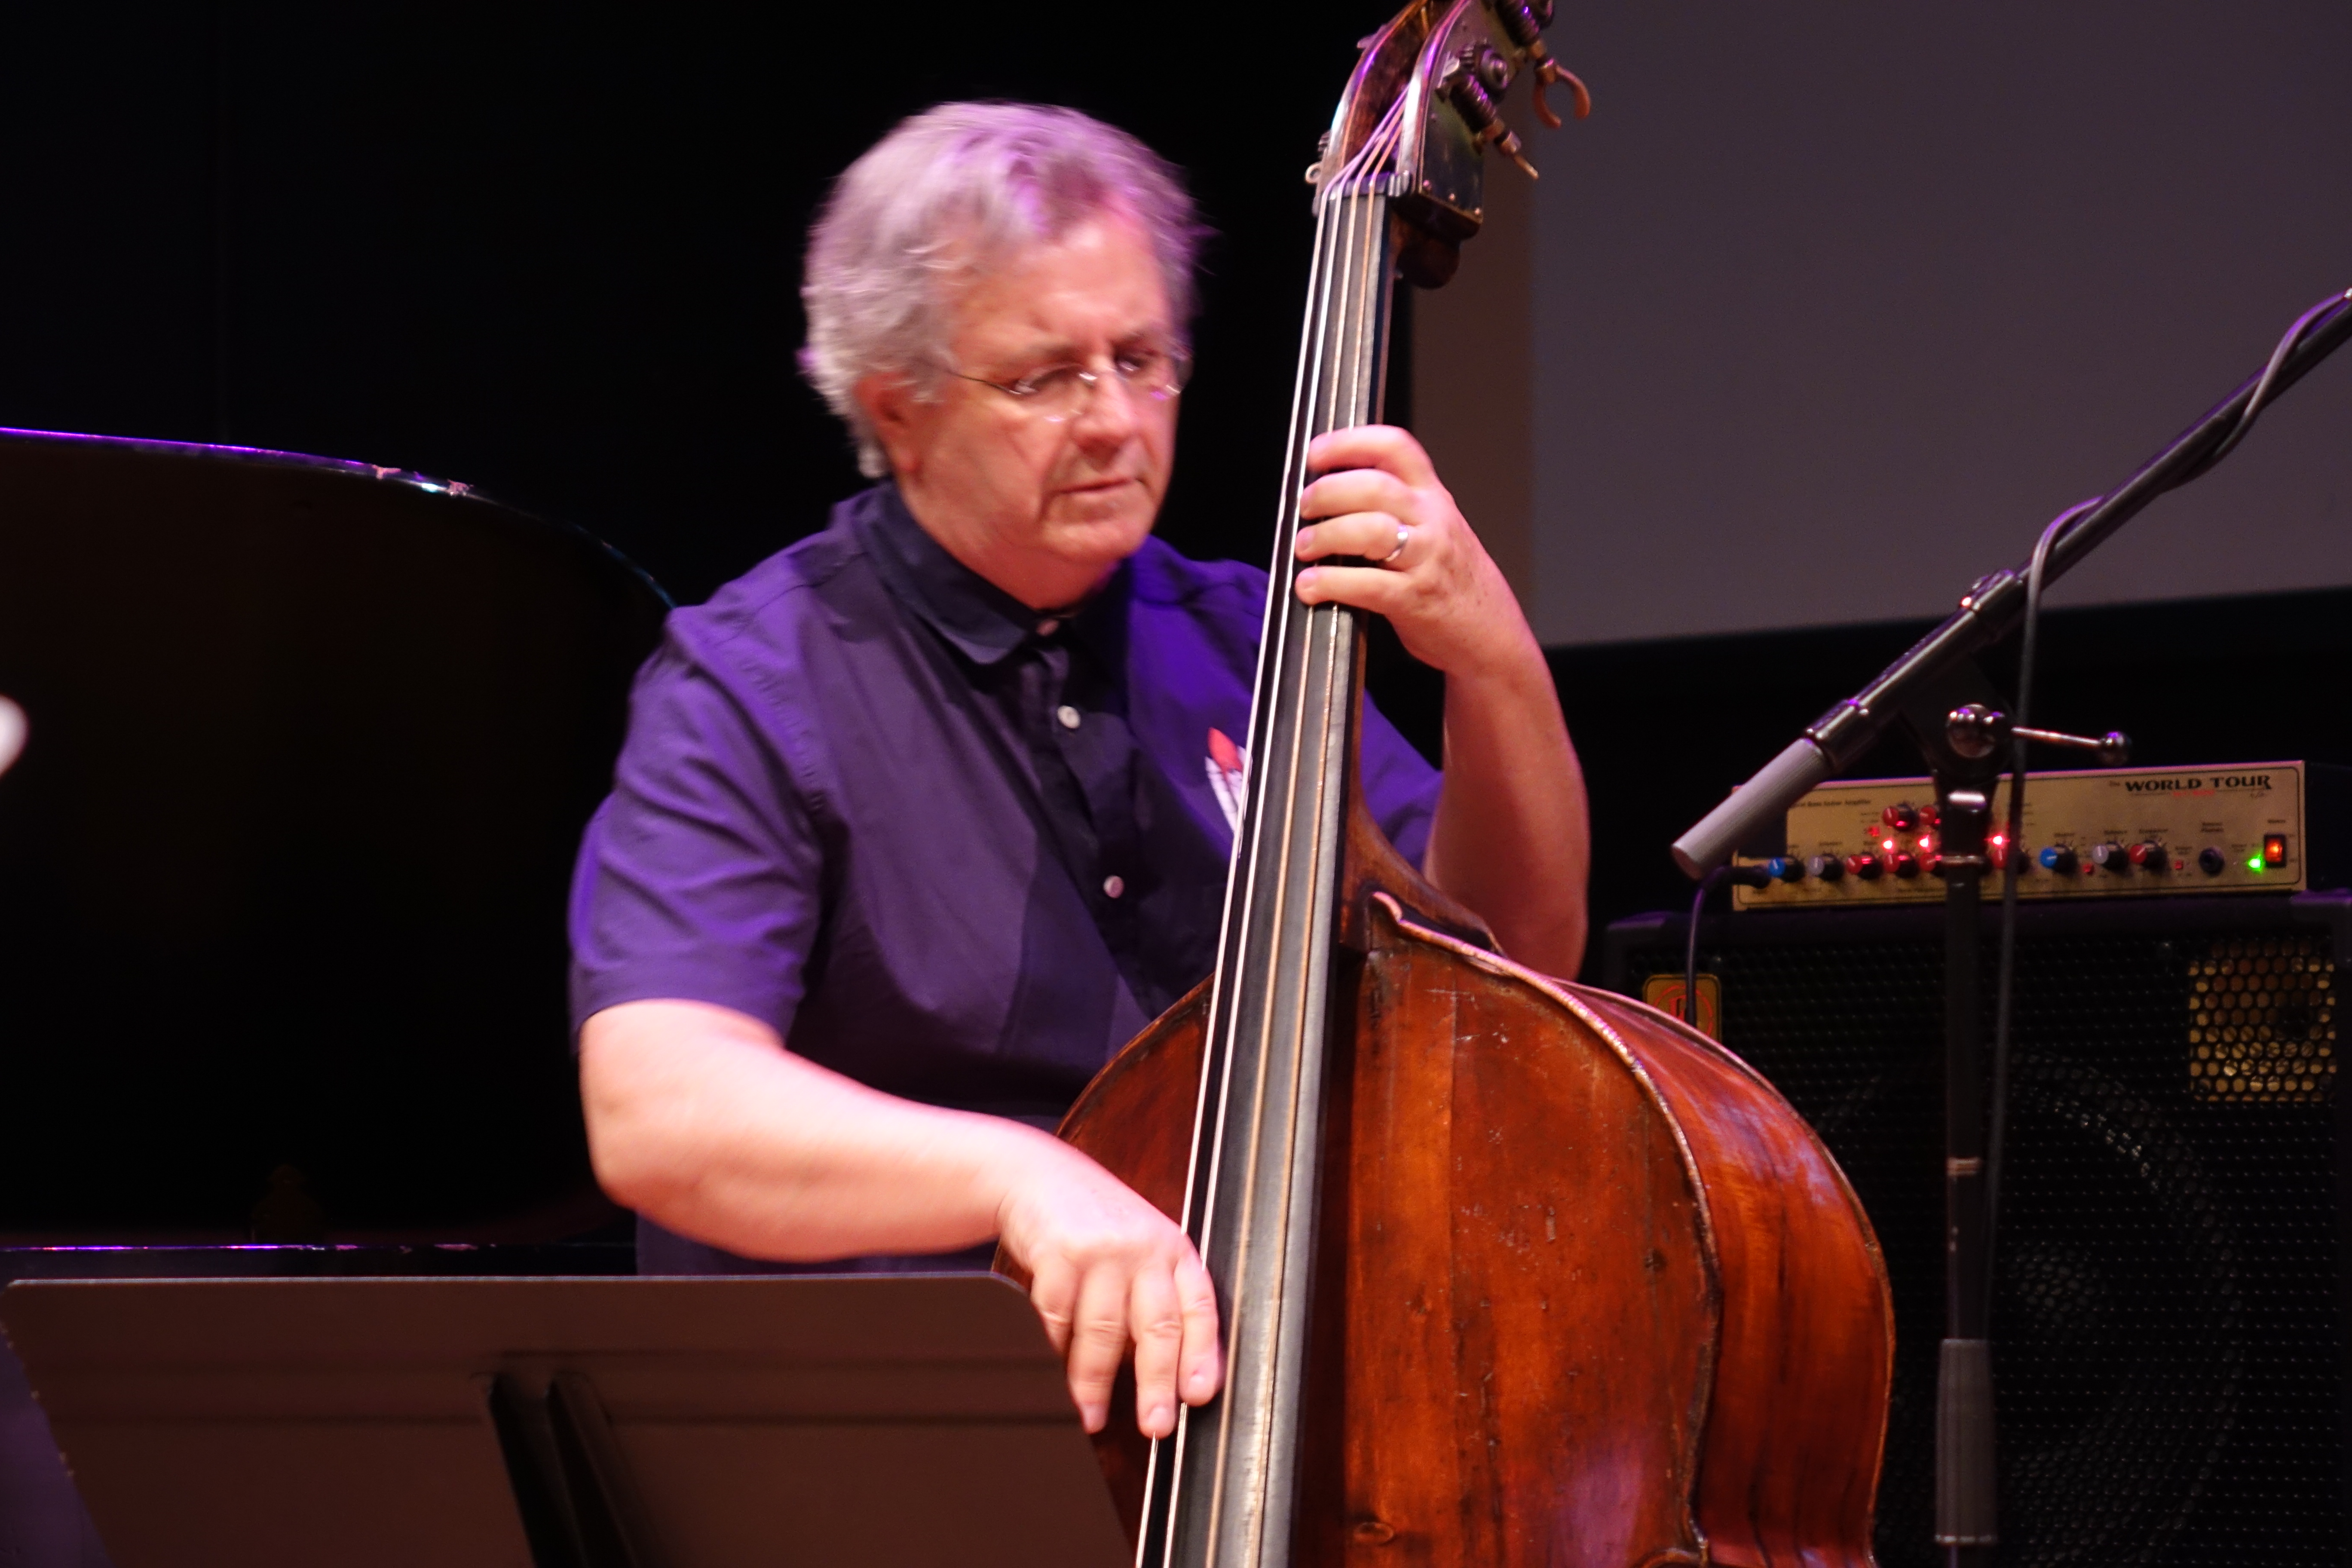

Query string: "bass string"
[[1305, 127, 1403, 861], [1162, 101, 1409, 1566], [1255, 97, 1404, 1136], [1184, 131, 1369, 1268], [1271, 114, 1400, 1188], [1196, 129, 1391, 1274], [1239, 95, 1403, 1048], [1246, 167, 1397, 1262], [1258, 158, 1397, 1329], [1212, 116, 1377, 1140], [1234, 171, 1397, 1568], [1194, 180, 1354, 1267], [1205, 189, 1367, 1557], [1148, 168, 1351, 1568], [1240, 178, 1409, 1568]]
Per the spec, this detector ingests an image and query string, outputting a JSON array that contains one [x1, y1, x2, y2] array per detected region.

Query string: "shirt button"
[[1056, 704, 1082, 730], [1102, 875, 1126, 899]]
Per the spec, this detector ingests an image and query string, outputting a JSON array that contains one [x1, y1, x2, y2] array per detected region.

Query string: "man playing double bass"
[[569, 103, 1589, 1444]]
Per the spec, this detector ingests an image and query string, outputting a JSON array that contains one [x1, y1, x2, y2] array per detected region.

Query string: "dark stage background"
[[0, 3, 1402, 605], [3, 9, 2348, 975]]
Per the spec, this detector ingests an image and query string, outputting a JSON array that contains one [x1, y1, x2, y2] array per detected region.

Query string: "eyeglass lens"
[[1026, 352, 1189, 422]]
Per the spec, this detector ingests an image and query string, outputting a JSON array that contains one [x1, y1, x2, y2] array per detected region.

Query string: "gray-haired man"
[[570, 102, 1589, 1438]]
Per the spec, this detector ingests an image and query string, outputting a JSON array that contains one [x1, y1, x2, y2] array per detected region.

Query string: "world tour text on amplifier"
[[1732, 761, 2350, 910]]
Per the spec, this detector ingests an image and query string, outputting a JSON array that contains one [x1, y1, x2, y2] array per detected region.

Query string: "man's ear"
[[854, 373, 925, 480]]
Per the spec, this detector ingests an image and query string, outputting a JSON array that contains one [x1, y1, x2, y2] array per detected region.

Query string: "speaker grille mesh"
[[2187, 935, 2340, 1104], [1627, 923, 2348, 1566]]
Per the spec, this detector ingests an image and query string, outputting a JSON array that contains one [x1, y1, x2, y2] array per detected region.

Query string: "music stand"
[[0, 1273, 1125, 1568]]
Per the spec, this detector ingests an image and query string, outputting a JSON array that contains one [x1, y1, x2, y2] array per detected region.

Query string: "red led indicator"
[[2264, 834, 2289, 867], [1917, 835, 1935, 852]]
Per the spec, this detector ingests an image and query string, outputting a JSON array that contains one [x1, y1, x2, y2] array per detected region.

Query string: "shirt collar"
[[851, 482, 1129, 669]]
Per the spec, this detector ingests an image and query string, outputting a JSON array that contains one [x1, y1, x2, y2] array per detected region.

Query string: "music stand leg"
[[484, 1372, 656, 1568]]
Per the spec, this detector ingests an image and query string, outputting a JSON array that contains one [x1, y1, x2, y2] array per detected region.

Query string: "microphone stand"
[[1672, 291, 2352, 878], [1667, 288, 2352, 1568]]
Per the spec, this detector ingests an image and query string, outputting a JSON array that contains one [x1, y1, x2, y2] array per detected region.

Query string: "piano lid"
[[0, 429, 671, 1242]]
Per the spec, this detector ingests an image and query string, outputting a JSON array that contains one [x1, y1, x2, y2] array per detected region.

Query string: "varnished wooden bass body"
[[1062, 802, 1893, 1566]]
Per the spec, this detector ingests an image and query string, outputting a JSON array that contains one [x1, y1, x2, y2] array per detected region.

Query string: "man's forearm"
[[579, 998, 1059, 1261], [1421, 639, 1590, 978]]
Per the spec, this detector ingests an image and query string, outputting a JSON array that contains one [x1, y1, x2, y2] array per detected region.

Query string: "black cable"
[[1980, 286, 2350, 1314], [1983, 499, 2089, 1275], [2187, 289, 2349, 479], [2038, 288, 2350, 581], [1682, 865, 1728, 1031]]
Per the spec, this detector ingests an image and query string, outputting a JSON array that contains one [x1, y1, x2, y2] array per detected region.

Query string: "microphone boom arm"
[[1672, 289, 2352, 879]]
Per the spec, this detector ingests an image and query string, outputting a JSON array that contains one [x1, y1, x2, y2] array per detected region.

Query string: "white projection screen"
[[1416, 3, 2352, 647]]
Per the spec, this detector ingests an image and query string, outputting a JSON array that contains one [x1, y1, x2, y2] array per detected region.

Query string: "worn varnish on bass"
[[1007, 5, 1896, 1564]]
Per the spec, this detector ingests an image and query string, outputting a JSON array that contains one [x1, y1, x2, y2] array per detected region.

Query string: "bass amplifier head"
[[1605, 891, 2352, 1568]]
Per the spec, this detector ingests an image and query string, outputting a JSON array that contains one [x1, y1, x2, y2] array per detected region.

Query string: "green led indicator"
[[2248, 856, 2266, 872]]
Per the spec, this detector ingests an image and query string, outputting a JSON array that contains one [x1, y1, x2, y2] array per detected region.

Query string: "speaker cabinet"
[[1605, 892, 2352, 1568]]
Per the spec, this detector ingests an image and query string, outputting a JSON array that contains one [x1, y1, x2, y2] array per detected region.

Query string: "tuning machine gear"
[[1483, 0, 1592, 129], [1439, 43, 1538, 178]]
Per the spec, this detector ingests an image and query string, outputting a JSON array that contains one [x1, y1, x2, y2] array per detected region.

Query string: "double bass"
[[1014, 5, 1896, 1564]]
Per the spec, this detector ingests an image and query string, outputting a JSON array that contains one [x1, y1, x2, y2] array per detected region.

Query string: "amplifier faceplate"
[[1733, 761, 2312, 910]]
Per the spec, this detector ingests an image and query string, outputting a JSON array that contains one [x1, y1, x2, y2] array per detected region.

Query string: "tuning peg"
[[1481, 0, 1589, 129], [1494, 131, 1539, 180], [1529, 56, 1592, 129]]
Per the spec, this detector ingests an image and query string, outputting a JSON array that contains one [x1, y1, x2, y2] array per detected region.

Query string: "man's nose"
[[1069, 371, 1141, 447]]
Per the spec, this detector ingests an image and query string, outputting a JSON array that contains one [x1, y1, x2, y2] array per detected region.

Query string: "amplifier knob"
[[2128, 841, 2168, 871], [1764, 856, 1804, 883], [1892, 852, 1921, 879], [1808, 854, 1845, 882], [2199, 846, 2227, 876], [1846, 852, 1884, 882], [2091, 842, 2132, 873], [2040, 845, 2079, 875], [1883, 802, 1921, 832]]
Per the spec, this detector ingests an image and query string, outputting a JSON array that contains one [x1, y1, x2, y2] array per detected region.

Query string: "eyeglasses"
[[947, 345, 1192, 424]]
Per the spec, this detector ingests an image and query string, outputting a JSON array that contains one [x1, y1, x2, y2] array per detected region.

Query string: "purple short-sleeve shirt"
[[568, 485, 1441, 1268]]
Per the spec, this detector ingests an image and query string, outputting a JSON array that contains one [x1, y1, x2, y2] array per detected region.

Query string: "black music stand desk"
[[0, 1273, 1126, 1568]]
